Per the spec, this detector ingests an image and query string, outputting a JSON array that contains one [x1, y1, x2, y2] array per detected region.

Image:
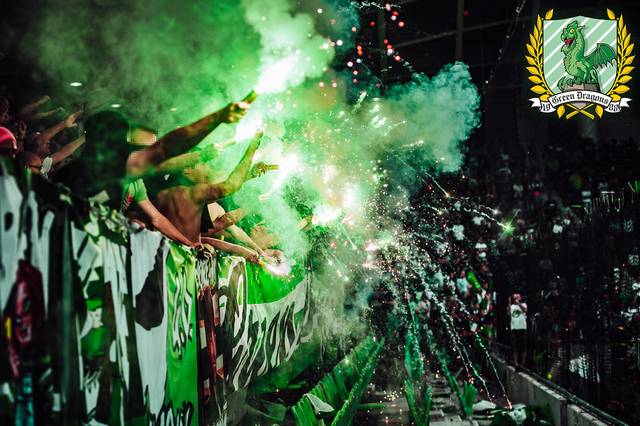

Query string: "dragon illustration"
[[557, 20, 616, 91]]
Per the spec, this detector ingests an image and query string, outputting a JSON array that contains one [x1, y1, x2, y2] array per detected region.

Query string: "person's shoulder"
[[125, 149, 148, 177]]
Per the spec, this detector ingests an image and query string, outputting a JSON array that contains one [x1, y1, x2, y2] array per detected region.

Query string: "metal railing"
[[491, 343, 629, 426]]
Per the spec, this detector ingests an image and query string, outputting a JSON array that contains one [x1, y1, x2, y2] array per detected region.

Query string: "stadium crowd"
[[2, 82, 639, 422], [433, 132, 640, 422], [0, 90, 285, 266]]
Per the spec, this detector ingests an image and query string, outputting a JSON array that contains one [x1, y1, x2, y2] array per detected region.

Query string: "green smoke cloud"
[[21, 0, 481, 340]]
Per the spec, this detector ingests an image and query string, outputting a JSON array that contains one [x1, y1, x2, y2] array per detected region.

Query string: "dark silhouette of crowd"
[[448, 133, 640, 423]]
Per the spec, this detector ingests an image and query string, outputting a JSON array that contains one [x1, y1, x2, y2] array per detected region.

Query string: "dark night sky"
[[2, 0, 639, 144]]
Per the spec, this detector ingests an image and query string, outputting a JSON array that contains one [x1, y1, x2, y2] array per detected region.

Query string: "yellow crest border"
[[525, 9, 634, 119]]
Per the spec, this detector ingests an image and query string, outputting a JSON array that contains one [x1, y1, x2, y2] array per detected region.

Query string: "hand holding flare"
[[250, 162, 279, 179], [242, 90, 258, 103], [218, 90, 258, 124]]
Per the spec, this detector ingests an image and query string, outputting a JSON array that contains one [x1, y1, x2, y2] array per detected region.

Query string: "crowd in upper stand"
[[440, 133, 640, 421]]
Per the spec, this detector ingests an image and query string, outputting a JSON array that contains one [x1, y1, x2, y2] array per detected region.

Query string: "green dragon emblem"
[[557, 20, 616, 91]]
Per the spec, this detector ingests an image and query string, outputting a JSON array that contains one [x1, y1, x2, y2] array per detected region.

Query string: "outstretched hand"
[[64, 110, 83, 128], [250, 162, 278, 179], [263, 249, 284, 264], [218, 101, 250, 124], [244, 250, 261, 265], [242, 90, 258, 104], [192, 241, 216, 258], [217, 91, 257, 124]]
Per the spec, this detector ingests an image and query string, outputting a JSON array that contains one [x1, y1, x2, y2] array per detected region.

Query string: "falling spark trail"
[[452, 298, 511, 406]]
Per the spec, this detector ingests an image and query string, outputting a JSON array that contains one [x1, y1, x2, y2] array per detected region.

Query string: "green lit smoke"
[[241, 0, 335, 94], [22, 0, 261, 128], [22, 0, 481, 340]]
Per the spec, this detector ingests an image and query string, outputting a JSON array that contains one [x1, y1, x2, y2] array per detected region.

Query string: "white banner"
[[530, 90, 631, 114]]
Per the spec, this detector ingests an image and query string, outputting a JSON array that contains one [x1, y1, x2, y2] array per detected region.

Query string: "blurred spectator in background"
[[19, 110, 83, 179], [0, 126, 17, 159], [18, 95, 63, 123], [509, 293, 528, 367]]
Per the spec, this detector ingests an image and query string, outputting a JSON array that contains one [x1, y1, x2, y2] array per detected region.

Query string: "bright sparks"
[[234, 113, 264, 141], [259, 152, 303, 202]]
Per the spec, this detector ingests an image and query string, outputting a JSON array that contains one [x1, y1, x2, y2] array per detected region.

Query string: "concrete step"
[[442, 404, 459, 414], [372, 399, 411, 425], [430, 408, 445, 420]]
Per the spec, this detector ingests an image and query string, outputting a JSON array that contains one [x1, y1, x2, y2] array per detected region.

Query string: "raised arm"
[[29, 107, 64, 122], [154, 143, 221, 176], [127, 93, 256, 177], [19, 134, 85, 178], [190, 132, 263, 203], [19, 96, 51, 120], [51, 134, 85, 166], [36, 111, 82, 144], [155, 102, 246, 157]]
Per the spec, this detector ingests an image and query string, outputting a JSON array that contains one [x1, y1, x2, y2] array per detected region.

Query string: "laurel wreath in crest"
[[525, 9, 634, 119]]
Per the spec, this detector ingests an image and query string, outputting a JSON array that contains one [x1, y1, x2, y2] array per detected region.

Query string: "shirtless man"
[[154, 131, 273, 244]]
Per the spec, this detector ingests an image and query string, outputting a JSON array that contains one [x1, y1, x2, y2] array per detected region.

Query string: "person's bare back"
[[155, 186, 203, 242], [154, 131, 270, 242]]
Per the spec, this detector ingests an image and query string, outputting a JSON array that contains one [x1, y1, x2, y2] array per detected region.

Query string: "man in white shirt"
[[451, 224, 465, 241], [455, 271, 470, 296], [508, 293, 527, 367]]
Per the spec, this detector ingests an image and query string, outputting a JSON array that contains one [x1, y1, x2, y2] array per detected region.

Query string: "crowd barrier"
[[0, 164, 313, 425], [491, 355, 625, 426]]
